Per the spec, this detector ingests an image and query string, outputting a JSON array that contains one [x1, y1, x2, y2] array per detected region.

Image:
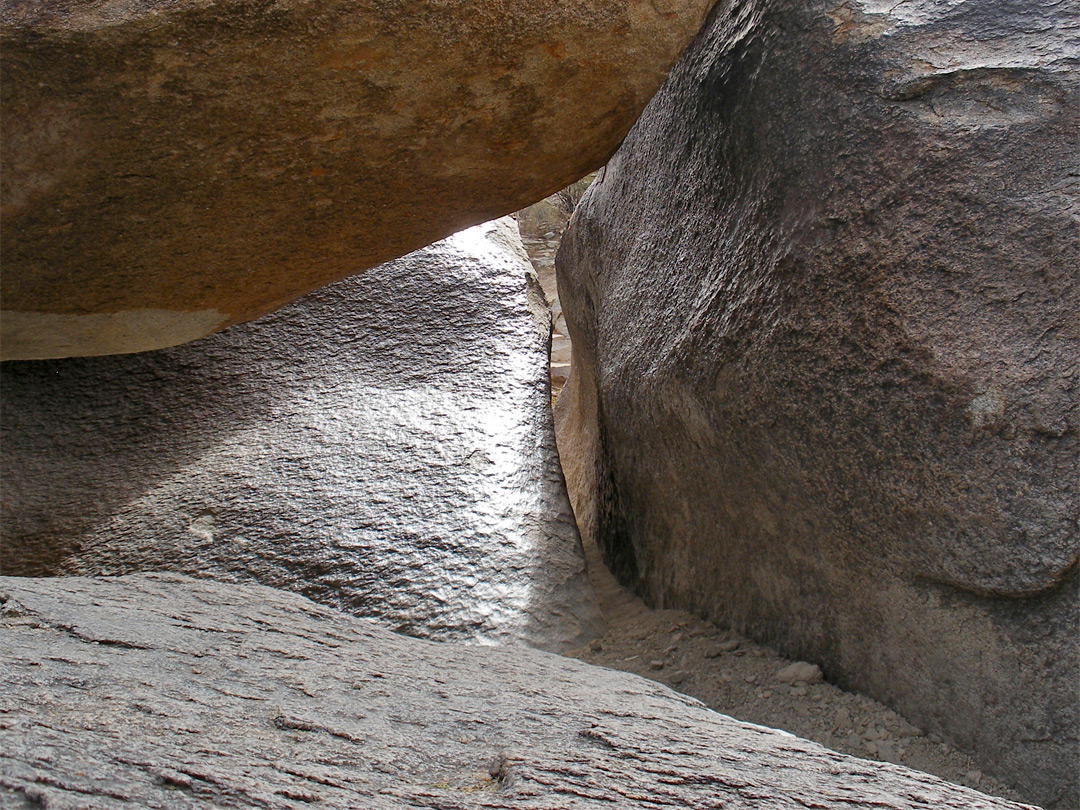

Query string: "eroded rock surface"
[[0, 0, 713, 359], [555, 0, 1078, 804], [1, 219, 601, 652], [0, 573, 1039, 810]]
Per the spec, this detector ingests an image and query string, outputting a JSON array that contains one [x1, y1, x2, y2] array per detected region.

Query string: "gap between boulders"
[[517, 182, 1024, 806]]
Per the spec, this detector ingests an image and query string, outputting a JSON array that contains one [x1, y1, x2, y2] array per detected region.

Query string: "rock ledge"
[[1, 573, 1037, 809]]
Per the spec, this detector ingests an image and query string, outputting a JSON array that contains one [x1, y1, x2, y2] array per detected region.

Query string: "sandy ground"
[[515, 215, 1028, 806], [567, 533, 1025, 804]]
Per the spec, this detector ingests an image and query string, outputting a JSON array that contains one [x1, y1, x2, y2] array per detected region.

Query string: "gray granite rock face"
[[1, 219, 602, 652], [0, 573, 1038, 810], [554, 1, 1078, 805]]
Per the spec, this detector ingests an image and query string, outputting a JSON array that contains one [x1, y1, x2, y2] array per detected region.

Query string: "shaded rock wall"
[[0, 573, 1038, 809], [555, 0, 1078, 804], [0, 0, 713, 359], [1, 219, 602, 652]]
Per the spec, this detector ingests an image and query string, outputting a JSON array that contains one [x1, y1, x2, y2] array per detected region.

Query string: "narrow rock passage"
[[514, 176, 592, 401], [518, 181, 1028, 808]]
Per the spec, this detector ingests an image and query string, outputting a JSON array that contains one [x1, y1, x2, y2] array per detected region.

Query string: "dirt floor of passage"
[[567, 530, 1026, 805]]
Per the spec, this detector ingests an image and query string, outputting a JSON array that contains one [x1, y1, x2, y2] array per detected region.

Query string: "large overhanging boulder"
[[0, 0, 713, 360], [1, 218, 602, 652], [0, 573, 1038, 809], [554, 0, 1078, 805]]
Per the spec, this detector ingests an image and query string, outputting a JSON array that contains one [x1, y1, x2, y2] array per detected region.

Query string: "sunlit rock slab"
[[0, 219, 601, 652], [0, 0, 713, 359], [0, 573, 1040, 810], [554, 0, 1078, 804]]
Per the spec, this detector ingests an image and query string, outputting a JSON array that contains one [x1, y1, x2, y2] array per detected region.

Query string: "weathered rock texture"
[[1, 219, 601, 652], [555, 0, 1078, 805], [0, 573, 1039, 810], [0, 0, 713, 359]]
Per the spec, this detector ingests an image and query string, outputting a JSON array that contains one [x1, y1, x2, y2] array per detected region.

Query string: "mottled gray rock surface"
[[0, 573, 1039, 810], [1, 219, 601, 652], [554, 0, 1078, 805], [0, 0, 714, 358]]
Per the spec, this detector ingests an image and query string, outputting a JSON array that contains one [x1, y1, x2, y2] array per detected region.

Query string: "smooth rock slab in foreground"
[[0, 573, 1038, 810], [1, 219, 600, 652]]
